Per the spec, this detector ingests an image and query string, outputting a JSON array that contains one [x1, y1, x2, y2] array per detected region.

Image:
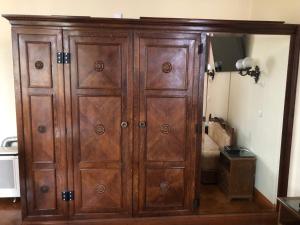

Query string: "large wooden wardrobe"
[[4, 15, 206, 224]]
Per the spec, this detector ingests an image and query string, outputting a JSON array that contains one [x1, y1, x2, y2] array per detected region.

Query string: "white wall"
[[250, 0, 300, 198], [0, 24, 16, 144], [227, 35, 290, 203], [250, 0, 300, 24], [205, 73, 231, 120], [204, 43, 231, 121]]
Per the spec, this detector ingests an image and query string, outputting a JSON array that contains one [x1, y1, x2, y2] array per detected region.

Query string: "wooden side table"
[[218, 149, 256, 200], [278, 197, 300, 225]]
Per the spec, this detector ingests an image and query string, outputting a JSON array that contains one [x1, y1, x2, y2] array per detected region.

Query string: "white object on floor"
[[0, 146, 20, 198]]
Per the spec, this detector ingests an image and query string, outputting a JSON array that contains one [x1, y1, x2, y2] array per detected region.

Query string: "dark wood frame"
[[277, 26, 300, 197], [277, 197, 300, 224], [3, 15, 300, 225]]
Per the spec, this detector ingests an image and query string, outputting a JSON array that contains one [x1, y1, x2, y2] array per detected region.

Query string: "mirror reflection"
[[200, 34, 290, 214]]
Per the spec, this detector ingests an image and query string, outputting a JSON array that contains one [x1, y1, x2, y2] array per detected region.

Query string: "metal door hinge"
[[62, 191, 74, 201], [193, 198, 200, 208], [198, 43, 203, 55], [57, 52, 71, 64], [195, 123, 201, 134]]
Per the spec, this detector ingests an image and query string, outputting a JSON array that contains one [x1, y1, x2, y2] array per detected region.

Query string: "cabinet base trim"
[[22, 212, 276, 225]]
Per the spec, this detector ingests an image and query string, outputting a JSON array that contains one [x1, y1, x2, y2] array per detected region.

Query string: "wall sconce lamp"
[[236, 57, 261, 83], [207, 64, 215, 80]]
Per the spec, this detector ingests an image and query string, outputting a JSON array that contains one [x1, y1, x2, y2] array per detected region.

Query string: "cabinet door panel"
[[134, 32, 201, 216], [77, 43, 122, 89], [146, 97, 187, 162], [79, 96, 121, 162], [80, 169, 122, 211], [30, 96, 55, 163], [65, 31, 133, 219], [146, 46, 188, 90], [27, 42, 53, 88], [145, 168, 185, 208], [33, 169, 57, 210], [17, 29, 67, 218]]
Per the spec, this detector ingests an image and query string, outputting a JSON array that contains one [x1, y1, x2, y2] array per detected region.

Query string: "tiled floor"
[[0, 198, 21, 225]]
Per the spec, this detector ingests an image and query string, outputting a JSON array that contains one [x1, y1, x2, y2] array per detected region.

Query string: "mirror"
[[200, 34, 290, 214]]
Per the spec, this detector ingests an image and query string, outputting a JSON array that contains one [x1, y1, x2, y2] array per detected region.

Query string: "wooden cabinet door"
[[134, 32, 202, 216], [16, 28, 67, 218], [64, 30, 133, 219]]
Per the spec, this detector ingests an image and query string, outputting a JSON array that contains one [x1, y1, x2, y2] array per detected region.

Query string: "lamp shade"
[[242, 57, 254, 68], [235, 59, 243, 70], [207, 64, 212, 70]]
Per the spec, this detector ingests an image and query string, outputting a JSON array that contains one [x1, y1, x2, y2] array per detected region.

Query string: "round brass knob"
[[121, 121, 128, 128], [38, 125, 47, 133]]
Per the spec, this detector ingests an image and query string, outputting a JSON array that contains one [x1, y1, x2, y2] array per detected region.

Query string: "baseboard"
[[254, 188, 276, 209]]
